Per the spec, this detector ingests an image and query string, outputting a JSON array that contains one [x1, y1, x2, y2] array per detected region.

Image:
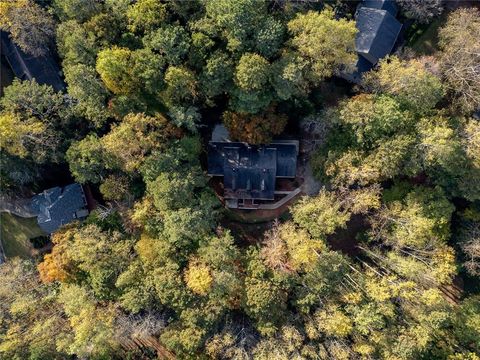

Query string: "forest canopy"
[[0, 1, 480, 360]]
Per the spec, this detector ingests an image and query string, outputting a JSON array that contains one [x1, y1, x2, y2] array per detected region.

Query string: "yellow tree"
[[292, 190, 350, 239], [288, 9, 357, 83], [363, 56, 444, 114], [438, 8, 480, 114], [0, 0, 55, 56], [102, 112, 181, 172], [38, 225, 78, 283], [184, 258, 213, 296], [0, 112, 47, 159]]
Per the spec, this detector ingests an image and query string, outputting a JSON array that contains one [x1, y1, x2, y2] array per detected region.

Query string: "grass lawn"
[[407, 14, 448, 55], [0, 212, 46, 258]]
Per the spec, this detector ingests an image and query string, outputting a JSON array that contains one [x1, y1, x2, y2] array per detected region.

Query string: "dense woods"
[[0, 0, 480, 359]]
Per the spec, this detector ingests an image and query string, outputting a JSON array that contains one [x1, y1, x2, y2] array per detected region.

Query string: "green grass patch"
[[406, 15, 447, 55], [0, 212, 46, 258]]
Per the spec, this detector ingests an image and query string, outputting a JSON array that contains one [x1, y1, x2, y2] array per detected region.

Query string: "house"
[[474, 108, 480, 120], [30, 183, 89, 234], [359, 0, 398, 16], [341, 0, 402, 83], [0, 31, 65, 91], [208, 126, 299, 209]]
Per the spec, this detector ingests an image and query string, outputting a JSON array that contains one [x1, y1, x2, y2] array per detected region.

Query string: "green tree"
[[0, 79, 73, 129], [0, 152, 39, 190], [417, 116, 463, 171], [339, 134, 419, 186], [199, 51, 234, 102], [338, 94, 413, 148], [0, 259, 70, 359], [0, 111, 51, 160], [99, 174, 131, 202], [271, 52, 309, 100], [262, 221, 326, 273], [229, 87, 274, 114], [364, 56, 444, 114], [102, 112, 180, 172], [64, 64, 110, 127], [53, 0, 102, 22], [370, 185, 454, 249], [143, 24, 191, 65], [397, 0, 443, 23], [168, 105, 201, 131], [162, 208, 216, 254], [452, 296, 480, 353], [243, 249, 288, 335], [417, 116, 480, 200], [66, 134, 109, 183], [0, 79, 73, 162], [235, 53, 270, 91], [57, 19, 98, 68], [316, 94, 425, 187], [95, 47, 165, 104], [438, 8, 480, 114], [163, 66, 198, 106], [57, 284, 120, 358], [288, 9, 357, 84], [65, 225, 133, 300], [196, 231, 243, 307], [464, 119, 480, 168], [84, 12, 125, 47], [115, 258, 156, 313], [311, 305, 353, 338], [148, 170, 207, 212], [126, 0, 168, 34], [294, 251, 349, 313], [254, 17, 285, 58], [292, 190, 350, 239], [204, 0, 267, 53], [96, 47, 138, 95], [0, 0, 56, 56]]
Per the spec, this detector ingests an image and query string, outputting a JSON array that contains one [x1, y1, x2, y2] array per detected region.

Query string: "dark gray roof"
[[359, 0, 398, 16], [30, 183, 88, 233], [339, 55, 375, 84], [355, 7, 402, 64], [473, 108, 480, 120], [224, 146, 277, 200], [1, 31, 65, 92], [208, 141, 298, 201], [339, 1, 401, 83]]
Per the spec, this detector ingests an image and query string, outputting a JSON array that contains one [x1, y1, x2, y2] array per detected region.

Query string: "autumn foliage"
[[223, 108, 288, 144]]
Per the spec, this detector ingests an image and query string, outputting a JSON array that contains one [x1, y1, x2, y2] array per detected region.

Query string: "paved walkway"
[[298, 160, 322, 196], [259, 188, 301, 210], [0, 195, 37, 218]]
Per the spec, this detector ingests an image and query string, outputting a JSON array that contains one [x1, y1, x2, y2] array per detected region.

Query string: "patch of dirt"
[[326, 214, 369, 257], [220, 218, 273, 247], [298, 159, 322, 196]]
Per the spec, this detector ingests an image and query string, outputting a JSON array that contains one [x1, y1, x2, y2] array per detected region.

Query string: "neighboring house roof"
[[30, 183, 88, 234], [208, 141, 299, 201], [339, 1, 402, 84], [473, 108, 480, 120], [0, 31, 65, 92], [339, 55, 375, 84], [355, 7, 402, 65], [358, 0, 398, 16]]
